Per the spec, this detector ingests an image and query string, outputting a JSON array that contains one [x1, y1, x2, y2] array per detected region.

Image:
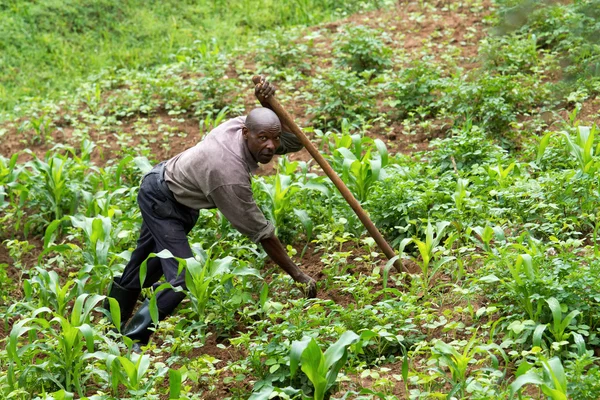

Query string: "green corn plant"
[[472, 225, 505, 255], [562, 124, 599, 175], [199, 106, 230, 134], [258, 172, 302, 229], [70, 214, 113, 266], [510, 355, 568, 400], [452, 178, 470, 213], [116, 353, 152, 396], [488, 161, 517, 188], [81, 82, 102, 114], [256, 157, 328, 231], [27, 152, 80, 221], [536, 131, 553, 163], [547, 297, 580, 343], [329, 133, 389, 202], [26, 112, 54, 144], [25, 268, 81, 316], [7, 294, 102, 397], [533, 297, 581, 352], [506, 254, 544, 321], [399, 221, 454, 291], [47, 304, 98, 395], [6, 309, 54, 393], [430, 337, 507, 399], [289, 331, 360, 400], [143, 248, 262, 320]]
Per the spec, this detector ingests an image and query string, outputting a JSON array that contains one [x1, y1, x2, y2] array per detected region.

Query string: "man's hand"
[[296, 276, 317, 299], [260, 234, 318, 299], [254, 76, 276, 105]]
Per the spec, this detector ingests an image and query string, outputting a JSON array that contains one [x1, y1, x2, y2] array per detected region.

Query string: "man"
[[105, 78, 317, 350]]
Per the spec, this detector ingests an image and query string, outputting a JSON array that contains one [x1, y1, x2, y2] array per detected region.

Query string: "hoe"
[[253, 76, 408, 274]]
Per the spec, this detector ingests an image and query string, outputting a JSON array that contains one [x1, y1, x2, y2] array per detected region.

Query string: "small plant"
[[510, 354, 568, 400], [328, 131, 389, 202], [386, 59, 443, 119], [334, 25, 392, 73], [561, 124, 599, 175], [309, 68, 378, 127], [399, 221, 455, 291]]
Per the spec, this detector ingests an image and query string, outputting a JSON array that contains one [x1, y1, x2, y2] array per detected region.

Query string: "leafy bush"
[[439, 71, 548, 135], [428, 121, 507, 172], [253, 30, 312, 73], [333, 25, 392, 73], [480, 34, 540, 74], [386, 58, 444, 119], [495, 0, 600, 92], [308, 69, 379, 128]]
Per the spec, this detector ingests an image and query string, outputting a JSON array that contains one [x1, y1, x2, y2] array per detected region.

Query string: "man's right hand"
[[260, 234, 318, 299], [297, 276, 317, 299]]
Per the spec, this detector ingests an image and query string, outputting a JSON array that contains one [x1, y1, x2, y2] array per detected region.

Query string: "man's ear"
[[242, 125, 248, 139]]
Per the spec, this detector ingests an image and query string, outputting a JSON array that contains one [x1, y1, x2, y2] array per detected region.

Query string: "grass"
[[0, 0, 387, 112]]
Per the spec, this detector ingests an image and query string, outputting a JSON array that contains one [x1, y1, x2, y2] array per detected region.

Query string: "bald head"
[[245, 107, 281, 134], [242, 108, 282, 164]]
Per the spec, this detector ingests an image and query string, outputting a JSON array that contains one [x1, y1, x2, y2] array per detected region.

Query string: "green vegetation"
[[2, 0, 600, 399], [0, 0, 386, 112]]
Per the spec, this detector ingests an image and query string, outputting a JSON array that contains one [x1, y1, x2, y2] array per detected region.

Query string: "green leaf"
[[290, 336, 312, 379], [536, 131, 552, 163], [545, 356, 567, 394], [134, 157, 153, 175], [510, 371, 544, 396], [323, 330, 359, 388], [108, 297, 122, 332], [532, 324, 547, 348], [374, 139, 388, 167], [149, 295, 159, 325], [44, 218, 66, 248], [301, 339, 327, 400], [478, 274, 500, 283]]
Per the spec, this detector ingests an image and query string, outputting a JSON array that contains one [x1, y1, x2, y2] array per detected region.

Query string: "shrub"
[[386, 58, 444, 119], [308, 69, 379, 128], [333, 25, 392, 74]]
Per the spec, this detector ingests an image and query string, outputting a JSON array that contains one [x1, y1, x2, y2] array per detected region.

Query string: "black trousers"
[[119, 162, 199, 315]]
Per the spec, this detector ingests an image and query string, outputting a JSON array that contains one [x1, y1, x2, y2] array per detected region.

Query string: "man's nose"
[[265, 140, 275, 151]]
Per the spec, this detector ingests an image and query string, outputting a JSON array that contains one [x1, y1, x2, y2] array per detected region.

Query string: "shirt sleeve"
[[275, 130, 304, 155], [207, 184, 275, 243]]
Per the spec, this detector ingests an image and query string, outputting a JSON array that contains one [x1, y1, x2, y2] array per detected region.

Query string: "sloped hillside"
[[1, 0, 600, 399]]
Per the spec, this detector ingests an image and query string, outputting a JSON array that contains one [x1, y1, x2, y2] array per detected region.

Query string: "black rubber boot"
[[103, 277, 141, 329], [122, 299, 168, 352]]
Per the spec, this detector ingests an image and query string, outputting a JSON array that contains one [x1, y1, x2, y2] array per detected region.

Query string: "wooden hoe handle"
[[252, 76, 408, 274]]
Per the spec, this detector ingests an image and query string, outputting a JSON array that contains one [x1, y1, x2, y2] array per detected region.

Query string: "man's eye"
[[275, 136, 281, 141], [259, 136, 267, 141]]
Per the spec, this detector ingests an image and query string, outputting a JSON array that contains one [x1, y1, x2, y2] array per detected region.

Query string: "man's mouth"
[[260, 152, 274, 161]]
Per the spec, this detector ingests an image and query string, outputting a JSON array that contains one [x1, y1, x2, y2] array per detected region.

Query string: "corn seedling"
[[329, 132, 389, 202], [510, 355, 568, 400], [399, 221, 454, 291], [289, 331, 360, 400]]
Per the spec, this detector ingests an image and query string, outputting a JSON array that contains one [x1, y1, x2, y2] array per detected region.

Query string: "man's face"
[[243, 125, 281, 164]]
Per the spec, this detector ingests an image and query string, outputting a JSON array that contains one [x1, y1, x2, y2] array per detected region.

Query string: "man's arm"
[[208, 184, 316, 297], [260, 234, 317, 298]]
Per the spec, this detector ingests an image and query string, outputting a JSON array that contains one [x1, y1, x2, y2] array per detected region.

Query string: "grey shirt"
[[164, 116, 302, 243]]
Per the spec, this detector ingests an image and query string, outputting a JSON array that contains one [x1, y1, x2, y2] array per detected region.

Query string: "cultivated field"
[[1, 0, 600, 399]]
